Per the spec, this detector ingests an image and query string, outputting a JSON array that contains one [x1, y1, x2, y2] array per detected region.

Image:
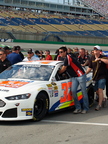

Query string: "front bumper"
[[0, 99, 33, 121]]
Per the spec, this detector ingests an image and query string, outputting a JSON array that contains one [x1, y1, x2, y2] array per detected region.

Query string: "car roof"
[[16, 60, 63, 66]]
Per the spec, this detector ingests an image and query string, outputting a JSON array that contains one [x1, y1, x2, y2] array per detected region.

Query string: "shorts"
[[94, 79, 106, 92]]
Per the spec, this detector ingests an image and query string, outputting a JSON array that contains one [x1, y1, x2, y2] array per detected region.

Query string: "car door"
[[49, 65, 74, 112]]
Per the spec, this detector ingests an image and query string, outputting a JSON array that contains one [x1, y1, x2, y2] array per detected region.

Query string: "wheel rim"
[[34, 99, 44, 116]]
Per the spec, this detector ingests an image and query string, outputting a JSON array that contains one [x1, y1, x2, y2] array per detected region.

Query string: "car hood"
[[0, 79, 48, 97]]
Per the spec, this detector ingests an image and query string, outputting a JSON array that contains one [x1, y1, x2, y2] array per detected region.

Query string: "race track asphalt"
[[0, 42, 108, 54]]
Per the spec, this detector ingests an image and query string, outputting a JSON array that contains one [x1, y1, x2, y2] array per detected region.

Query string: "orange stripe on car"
[[40, 61, 52, 64]]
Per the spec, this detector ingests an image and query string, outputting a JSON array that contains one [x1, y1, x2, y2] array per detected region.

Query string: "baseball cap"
[[94, 45, 101, 50], [28, 48, 34, 53], [3, 46, 10, 50]]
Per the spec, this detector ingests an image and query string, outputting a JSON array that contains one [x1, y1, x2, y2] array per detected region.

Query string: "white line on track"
[[42, 120, 108, 126]]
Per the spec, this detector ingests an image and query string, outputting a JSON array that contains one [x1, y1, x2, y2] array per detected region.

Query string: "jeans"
[[71, 74, 89, 111]]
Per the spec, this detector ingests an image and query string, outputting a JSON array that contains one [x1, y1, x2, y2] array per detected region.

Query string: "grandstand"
[[0, 0, 108, 42]]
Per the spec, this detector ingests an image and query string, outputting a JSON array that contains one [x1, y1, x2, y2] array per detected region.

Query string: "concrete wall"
[[1, 31, 108, 44]]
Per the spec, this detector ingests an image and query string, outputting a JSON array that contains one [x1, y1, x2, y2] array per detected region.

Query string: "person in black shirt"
[[78, 48, 90, 67], [0, 49, 11, 73], [86, 45, 108, 111], [58, 46, 89, 114]]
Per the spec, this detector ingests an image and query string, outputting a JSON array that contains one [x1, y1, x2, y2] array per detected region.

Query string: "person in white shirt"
[[23, 48, 40, 61]]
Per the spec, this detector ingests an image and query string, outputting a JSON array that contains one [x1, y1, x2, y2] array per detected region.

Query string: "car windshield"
[[0, 64, 55, 81]]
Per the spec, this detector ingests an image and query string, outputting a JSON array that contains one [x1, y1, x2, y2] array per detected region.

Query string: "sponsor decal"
[[38, 87, 46, 91], [46, 84, 52, 87], [46, 84, 58, 97], [26, 111, 32, 116], [54, 90, 58, 97], [0, 81, 31, 88], [21, 108, 33, 116], [21, 108, 32, 111], [23, 64, 41, 67], [0, 89, 9, 92]]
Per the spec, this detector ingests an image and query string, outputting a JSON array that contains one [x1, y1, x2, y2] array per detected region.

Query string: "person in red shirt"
[[45, 50, 52, 60]]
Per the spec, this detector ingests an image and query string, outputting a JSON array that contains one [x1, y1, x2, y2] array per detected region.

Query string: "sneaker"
[[73, 109, 81, 114], [81, 110, 87, 114], [95, 105, 101, 111], [102, 98, 107, 108]]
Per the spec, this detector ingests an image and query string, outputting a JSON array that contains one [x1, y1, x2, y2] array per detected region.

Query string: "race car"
[[0, 60, 94, 121]]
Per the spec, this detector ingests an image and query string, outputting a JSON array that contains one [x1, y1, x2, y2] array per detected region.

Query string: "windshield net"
[[0, 64, 55, 81]]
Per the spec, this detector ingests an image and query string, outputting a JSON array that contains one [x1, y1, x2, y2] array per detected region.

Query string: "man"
[[54, 49, 59, 60], [78, 48, 90, 67], [58, 46, 89, 114], [45, 50, 52, 60], [0, 49, 11, 73], [23, 48, 39, 61], [73, 47, 79, 57], [67, 47, 77, 60], [35, 50, 40, 59], [39, 50, 45, 60], [16, 46, 24, 60], [3, 46, 11, 56], [86, 45, 108, 110], [7, 46, 22, 65]]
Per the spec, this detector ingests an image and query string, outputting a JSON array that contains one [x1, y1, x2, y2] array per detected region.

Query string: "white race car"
[[0, 60, 94, 121]]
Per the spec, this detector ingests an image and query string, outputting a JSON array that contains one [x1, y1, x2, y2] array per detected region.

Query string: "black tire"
[[33, 93, 49, 121], [88, 85, 94, 107]]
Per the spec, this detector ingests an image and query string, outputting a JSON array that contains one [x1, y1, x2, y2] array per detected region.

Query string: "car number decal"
[[60, 81, 72, 103]]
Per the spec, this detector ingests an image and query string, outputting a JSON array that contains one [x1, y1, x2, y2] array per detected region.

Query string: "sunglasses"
[[0, 54, 3, 55], [59, 51, 64, 53]]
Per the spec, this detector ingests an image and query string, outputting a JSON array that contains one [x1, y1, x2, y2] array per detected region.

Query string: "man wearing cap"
[[23, 49, 39, 62], [3, 46, 11, 56], [16, 46, 24, 60], [86, 45, 108, 111], [7, 46, 22, 65]]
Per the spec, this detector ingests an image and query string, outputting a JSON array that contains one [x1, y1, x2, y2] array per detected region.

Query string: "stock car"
[[0, 60, 94, 121]]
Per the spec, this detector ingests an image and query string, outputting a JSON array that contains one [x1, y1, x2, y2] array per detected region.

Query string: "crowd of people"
[[0, 44, 108, 113], [82, 0, 108, 17]]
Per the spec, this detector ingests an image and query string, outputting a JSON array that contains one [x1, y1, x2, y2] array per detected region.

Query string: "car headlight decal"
[[5, 93, 31, 100]]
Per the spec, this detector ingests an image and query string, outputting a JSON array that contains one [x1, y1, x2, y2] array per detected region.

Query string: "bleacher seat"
[[87, 30, 105, 37], [63, 31, 80, 36], [1, 9, 108, 37]]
